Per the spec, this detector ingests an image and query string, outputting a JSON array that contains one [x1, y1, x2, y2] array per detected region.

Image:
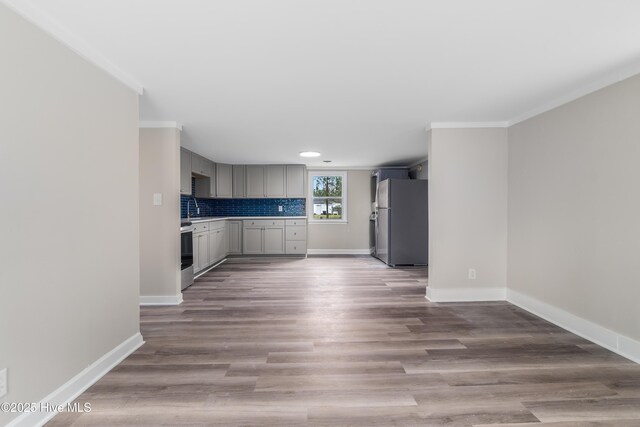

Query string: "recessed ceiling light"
[[299, 151, 321, 158]]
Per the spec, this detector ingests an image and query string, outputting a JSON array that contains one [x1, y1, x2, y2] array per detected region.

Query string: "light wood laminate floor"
[[49, 257, 640, 426]]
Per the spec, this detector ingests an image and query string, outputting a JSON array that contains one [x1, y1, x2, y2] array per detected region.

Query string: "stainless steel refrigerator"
[[375, 179, 428, 266]]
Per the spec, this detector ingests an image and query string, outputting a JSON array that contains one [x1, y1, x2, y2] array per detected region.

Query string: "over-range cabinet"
[[374, 179, 428, 266]]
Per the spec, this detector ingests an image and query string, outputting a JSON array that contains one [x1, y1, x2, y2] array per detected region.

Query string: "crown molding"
[[507, 61, 640, 126], [427, 121, 509, 131], [139, 121, 183, 131], [1, 0, 143, 95]]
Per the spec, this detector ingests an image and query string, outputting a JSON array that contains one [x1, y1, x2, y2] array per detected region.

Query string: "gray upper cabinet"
[[180, 147, 192, 195], [216, 163, 233, 198], [181, 150, 306, 200], [265, 165, 286, 198], [246, 165, 265, 198], [286, 165, 306, 197], [194, 160, 215, 198], [191, 154, 210, 177], [232, 165, 246, 198]]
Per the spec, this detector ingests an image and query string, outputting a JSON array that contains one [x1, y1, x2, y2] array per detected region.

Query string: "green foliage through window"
[[312, 175, 344, 220]]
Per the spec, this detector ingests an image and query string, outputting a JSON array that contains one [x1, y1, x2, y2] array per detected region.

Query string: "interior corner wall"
[[427, 128, 508, 300], [307, 170, 373, 251], [0, 5, 140, 425], [409, 160, 428, 179], [507, 73, 640, 343], [139, 128, 182, 299]]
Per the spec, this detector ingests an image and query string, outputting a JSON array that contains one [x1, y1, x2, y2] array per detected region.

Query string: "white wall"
[[307, 170, 372, 252], [427, 128, 508, 301], [0, 5, 140, 425], [139, 128, 182, 302], [508, 74, 640, 343]]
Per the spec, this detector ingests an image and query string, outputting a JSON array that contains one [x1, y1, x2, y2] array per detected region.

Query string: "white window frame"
[[308, 170, 348, 224]]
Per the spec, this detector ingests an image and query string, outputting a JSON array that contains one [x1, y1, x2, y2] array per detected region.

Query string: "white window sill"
[[308, 221, 348, 225]]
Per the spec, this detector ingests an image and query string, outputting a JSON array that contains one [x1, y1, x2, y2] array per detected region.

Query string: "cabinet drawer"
[[209, 220, 225, 230], [285, 219, 307, 226], [286, 241, 306, 254], [285, 226, 306, 241], [243, 219, 285, 227], [192, 222, 209, 233]]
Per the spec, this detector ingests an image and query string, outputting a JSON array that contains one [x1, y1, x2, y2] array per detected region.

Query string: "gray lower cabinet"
[[232, 165, 246, 198], [243, 226, 264, 254], [245, 165, 265, 198], [285, 241, 306, 254], [285, 219, 307, 255], [265, 165, 286, 198], [264, 226, 285, 253], [209, 225, 226, 264], [227, 220, 242, 254], [193, 232, 209, 274], [216, 163, 233, 198], [242, 219, 285, 254], [286, 165, 306, 197], [180, 147, 192, 195]]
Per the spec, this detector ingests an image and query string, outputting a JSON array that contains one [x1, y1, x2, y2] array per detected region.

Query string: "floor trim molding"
[[307, 248, 371, 255], [425, 286, 506, 302], [6, 332, 144, 427], [506, 289, 640, 364], [139, 294, 183, 306], [194, 258, 227, 279]]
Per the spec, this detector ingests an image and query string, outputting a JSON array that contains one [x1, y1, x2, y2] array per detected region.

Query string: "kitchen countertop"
[[183, 216, 307, 224]]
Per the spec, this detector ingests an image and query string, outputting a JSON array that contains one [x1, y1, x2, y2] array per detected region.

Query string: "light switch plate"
[[153, 193, 162, 206], [0, 368, 7, 398]]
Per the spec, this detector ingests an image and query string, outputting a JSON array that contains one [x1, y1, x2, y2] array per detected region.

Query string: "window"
[[308, 171, 347, 223]]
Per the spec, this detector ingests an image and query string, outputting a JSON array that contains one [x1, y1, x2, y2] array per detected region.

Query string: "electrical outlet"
[[278, 205, 283, 212], [0, 368, 7, 398], [468, 268, 476, 280]]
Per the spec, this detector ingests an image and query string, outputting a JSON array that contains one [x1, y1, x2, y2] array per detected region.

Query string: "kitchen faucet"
[[187, 198, 199, 219]]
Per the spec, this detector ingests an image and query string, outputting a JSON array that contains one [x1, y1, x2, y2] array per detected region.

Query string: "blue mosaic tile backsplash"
[[181, 179, 306, 218]]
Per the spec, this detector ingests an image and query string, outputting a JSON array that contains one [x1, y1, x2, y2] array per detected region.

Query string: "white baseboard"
[[7, 332, 144, 427], [425, 286, 506, 302], [139, 294, 183, 306], [307, 248, 371, 255], [506, 289, 640, 364], [194, 258, 227, 279]]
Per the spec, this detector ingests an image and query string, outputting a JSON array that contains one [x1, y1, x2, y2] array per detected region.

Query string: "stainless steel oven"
[[180, 222, 194, 290]]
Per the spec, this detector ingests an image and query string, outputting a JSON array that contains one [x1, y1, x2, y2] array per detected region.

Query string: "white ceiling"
[[17, 0, 640, 167]]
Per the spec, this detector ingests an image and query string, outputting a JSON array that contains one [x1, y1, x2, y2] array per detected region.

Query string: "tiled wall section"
[[181, 196, 306, 218]]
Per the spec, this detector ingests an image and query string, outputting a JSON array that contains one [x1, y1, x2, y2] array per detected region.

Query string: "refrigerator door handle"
[[374, 216, 378, 256]]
